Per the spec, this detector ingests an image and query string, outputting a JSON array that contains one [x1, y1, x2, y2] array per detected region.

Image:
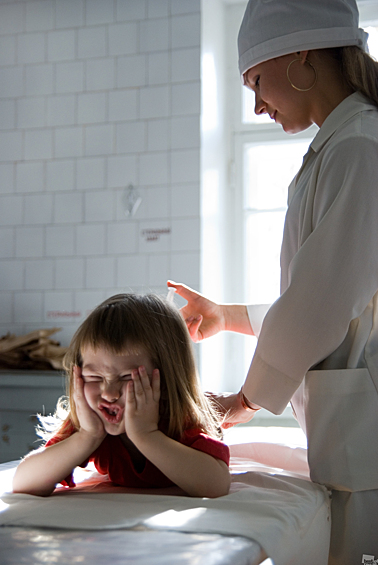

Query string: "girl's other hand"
[[167, 281, 225, 343], [73, 366, 105, 439], [125, 367, 160, 444]]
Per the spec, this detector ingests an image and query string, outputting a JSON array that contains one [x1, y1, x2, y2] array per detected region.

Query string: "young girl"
[[13, 293, 230, 498]]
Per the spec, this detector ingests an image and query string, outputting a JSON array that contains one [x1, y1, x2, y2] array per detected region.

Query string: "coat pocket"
[[304, 368, 378, 492]]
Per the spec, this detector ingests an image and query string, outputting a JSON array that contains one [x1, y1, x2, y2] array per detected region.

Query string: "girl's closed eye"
[[82, 374, 103, 383]]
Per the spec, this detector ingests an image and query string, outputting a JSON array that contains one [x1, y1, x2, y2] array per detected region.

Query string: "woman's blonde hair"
[[325, 45, 378, 107], [41, 294, 222, 442]]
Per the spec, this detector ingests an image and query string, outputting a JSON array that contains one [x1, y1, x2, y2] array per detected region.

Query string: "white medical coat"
[[245, 92, 378, 563]]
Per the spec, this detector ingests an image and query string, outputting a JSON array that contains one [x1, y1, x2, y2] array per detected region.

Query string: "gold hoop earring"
[[286, 58, 317, 92]]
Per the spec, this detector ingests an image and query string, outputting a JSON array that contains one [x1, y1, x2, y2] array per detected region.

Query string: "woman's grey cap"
[[238, 0, 368, 83]]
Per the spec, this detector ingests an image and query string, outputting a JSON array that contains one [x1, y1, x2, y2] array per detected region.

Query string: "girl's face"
[[245, 54, 314, 134], [80, 345, 155, 436]]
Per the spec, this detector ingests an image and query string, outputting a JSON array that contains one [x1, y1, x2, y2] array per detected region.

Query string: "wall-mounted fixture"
[[123, 183, 142, 217]]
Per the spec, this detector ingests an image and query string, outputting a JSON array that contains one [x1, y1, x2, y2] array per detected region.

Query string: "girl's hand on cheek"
[[73, 366, 106, 440], [125, 367, 160, 444]]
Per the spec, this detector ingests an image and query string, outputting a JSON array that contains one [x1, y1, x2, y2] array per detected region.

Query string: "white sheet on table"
[[0, 443, 330, 565]]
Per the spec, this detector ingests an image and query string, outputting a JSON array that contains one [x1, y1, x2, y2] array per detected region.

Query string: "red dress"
[[46, 426, 230, 489]]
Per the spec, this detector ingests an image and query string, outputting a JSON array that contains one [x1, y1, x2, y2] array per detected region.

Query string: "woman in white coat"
[[168, 0, 378, 563]]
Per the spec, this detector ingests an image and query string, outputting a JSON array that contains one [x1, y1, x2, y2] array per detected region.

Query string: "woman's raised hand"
[[125, 366, 160, 444], [167, 281, 226, 342], [73, 366, 105, 439]]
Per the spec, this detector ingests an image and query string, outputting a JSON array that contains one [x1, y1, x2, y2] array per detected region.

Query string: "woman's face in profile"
[[245, 53, 314, 134]]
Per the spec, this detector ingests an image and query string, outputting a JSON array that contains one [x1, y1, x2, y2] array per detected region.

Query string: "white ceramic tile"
[[171, 183, 200, 217], [171, 81, 200, 115], [47, 95, 75, 127], [55, 61, 84, 94], [85, 190, 114, 222], [148, 252, 169, 286], [17, 97, 45, 129], [15, 226, 44, 258], [108, 89, 138, 122], [0, 67, 23, 98], [116, 121, 146, 154], [54, 192, 83, 224], [139, 219, 170, 253], [148, 52, 170, 86], [171, 115, 200, 149], [14, 292, 43, 323], [0, 227, 14, 258], [170, 251, 200, 288], [171, 217, 200, 251], [47, 30, 75, 62], [85, 0, 115, 26], [77, 157, 105, 190], [116, 0, 146, 21], [24, 129, 53, 160], [0, 260, 24, 291], [139, 85, 169, 119], [171, 149, 200, 184], [55, 258, 85, 289], [24, 193, 53, 225], [16, 162, 44, 193], [0, 292, 12, 323], [76, 223, 106, 255], [85, 124, 113, 156], [139, 19, 169, 53], [117, 55, 147, 88], [108, 22, 137, 56], [25, 64, 54, 96], [25, 259, 54, 290], [0, 195, 22, 225], [116, 254, 148, 288], [85, 256, 115, 289], [44, 291, 74, 323], [0, 3, 23, 34], [0, 100, 15, 130], [171, 47, 200, 82], [147, 0, 169, 18], [143, 185, 169, 218], [17, 33, 45, 65], [139, 152, 168, 186], [55, 127, 83, 158], [0, 131, 22, 162], [78, 26, 107, 59], [170, 0, 200, 15], [46, 160, 75, 192], [107, 221, 138, 254], [0, 163, 14, 194], [74, 289, 105, 318], [147, 119, 169, 151], [0, 35, 16, 66], [86, 58, 115, 91], [171, 14, 201, 49], [78, 92, 107, 124], [25, 0, 54, 32], [45, 225, 75, 256], [56, 0, 84, 29], [107, 155, 137, 187]]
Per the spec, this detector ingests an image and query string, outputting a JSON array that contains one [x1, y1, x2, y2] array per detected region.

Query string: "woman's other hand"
[[167, 281, 226, 342], [209, 390, 260, 429]]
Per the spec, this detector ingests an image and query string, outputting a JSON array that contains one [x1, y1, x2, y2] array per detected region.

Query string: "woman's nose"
[[101, 382, 121, 402], [254, 93, 266, 115]]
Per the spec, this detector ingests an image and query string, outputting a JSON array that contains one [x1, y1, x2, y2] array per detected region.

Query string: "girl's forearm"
[[134, 431, 230, 498], [222, 304, 254, 335], [13, 431, 104, 496]]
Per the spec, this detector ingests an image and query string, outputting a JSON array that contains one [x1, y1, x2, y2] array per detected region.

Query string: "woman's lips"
[[99, 403, 124, 424]]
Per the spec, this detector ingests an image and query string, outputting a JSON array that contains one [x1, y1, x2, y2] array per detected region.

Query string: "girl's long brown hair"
[[40, 294, 222, 442]]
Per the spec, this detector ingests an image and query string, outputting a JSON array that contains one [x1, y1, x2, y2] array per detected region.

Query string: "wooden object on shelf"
[[0, 329, 68, 371]]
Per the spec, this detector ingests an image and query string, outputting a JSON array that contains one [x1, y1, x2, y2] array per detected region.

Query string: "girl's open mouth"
[[99, 403, 123, 424]]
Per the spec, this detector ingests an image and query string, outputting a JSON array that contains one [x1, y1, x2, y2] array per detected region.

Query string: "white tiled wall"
[[0, 0, 201, 346]]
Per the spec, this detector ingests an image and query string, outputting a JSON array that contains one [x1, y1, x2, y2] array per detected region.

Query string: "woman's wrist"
[[223, 305, 254, 335], [238, 388, 261, 412]]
